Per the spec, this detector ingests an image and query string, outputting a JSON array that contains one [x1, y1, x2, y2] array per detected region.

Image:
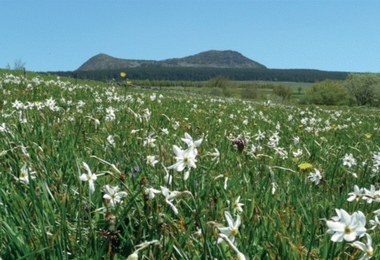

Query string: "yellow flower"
[[365, 133, 371, 139], [298, 162, 313, 170], [120, 72, 127, 78]]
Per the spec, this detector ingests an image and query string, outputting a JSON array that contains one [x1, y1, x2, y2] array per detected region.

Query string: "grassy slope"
[[1, 70, 378, 259]]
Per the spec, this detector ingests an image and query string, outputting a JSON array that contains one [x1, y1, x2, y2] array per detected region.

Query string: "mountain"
[[160, 50, 266, 69], [76, 50, 266, 71]]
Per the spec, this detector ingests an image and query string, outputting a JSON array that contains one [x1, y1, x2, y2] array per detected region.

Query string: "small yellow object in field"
[[365, 133, 371, 139], [120, 72, 126, 78], [298, 162, 313, 170]]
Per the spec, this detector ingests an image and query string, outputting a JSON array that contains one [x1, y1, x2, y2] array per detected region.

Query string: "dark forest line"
[[48, 67, 349, 83]]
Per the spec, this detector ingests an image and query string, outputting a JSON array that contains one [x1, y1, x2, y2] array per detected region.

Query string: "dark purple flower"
[[232, 137, 245, 151]]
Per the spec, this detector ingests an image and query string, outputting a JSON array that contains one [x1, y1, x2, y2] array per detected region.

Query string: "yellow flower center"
[[231, 228, 239, 236], [344, 226, 352, 234]]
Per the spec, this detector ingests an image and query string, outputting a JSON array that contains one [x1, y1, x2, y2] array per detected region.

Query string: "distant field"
[[160, 80, 314, 101], [267, 81, 314, 91]]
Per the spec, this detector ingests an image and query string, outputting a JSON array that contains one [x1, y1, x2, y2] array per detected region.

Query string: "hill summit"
[[77, 50, 266, 71]]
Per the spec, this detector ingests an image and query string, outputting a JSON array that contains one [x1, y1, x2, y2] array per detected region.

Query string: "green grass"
[[0, 71, 379, 259]]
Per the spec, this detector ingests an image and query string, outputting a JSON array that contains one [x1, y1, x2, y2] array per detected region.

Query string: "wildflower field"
[[1, 71, 380, 259]]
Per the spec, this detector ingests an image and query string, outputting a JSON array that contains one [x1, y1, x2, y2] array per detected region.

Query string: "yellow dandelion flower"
[[120, 72, 127, 78], [298, 162, 313, 170], [365, 133, 371, 139]]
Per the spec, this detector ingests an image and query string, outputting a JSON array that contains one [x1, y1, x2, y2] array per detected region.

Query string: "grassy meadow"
[[1, 71, 380, 259]]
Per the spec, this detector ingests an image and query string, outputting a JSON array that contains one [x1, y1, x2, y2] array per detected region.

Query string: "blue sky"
[[1, 0, 380, 73]]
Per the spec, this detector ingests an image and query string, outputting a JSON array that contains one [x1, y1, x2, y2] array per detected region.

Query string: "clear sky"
[[1, 0, 380, 73]]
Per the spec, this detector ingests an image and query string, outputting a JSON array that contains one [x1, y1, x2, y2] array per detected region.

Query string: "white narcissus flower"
[[0, 123, 9, 133], [351, 233, 374, 260], [293, 136, 300, 145], [146, 155, 158, 167], [181, 132, 202, 156], [292, 148, 302, 157], [131, 129, 141, 134], [217, 211, 241, 244], [326, 208, 367, 242], [105, 106, 116, 121], [18, 164, 36, 184], [347, 185, 364, 202], [167, 145, 197, 172], [161, 186, 192, 215], [362, 184, 380, 204], [102, 185, 128, 207], [207, 148, 220, 163], [160, 128, 169, 135], [172, 121, 180, 130], [343, 153, 357, 168], [126, 252, 138, 260], [12, 100, 24, 110], [183, 169, 191, 181], [161, 186, 179, 215], [162, 166, 172, 185], [107, 135, 115, 147], [79, 162, 98, 194], [141, 108, 151, 121], [374, 208, 380, 216], [369, 215, 380, 230], [143, 136, 156, 148], [233, 196, 244, 213], [254, 130, 265, 141], [307, 168, 323, 185], [144, 187, 161, 199], [372, 152, 380, 167]]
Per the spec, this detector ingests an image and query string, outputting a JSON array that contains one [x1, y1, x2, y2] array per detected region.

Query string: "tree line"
[[298, 74, 380, 107], [203, 74, 380, 108], [49, 67, 349, 83]]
